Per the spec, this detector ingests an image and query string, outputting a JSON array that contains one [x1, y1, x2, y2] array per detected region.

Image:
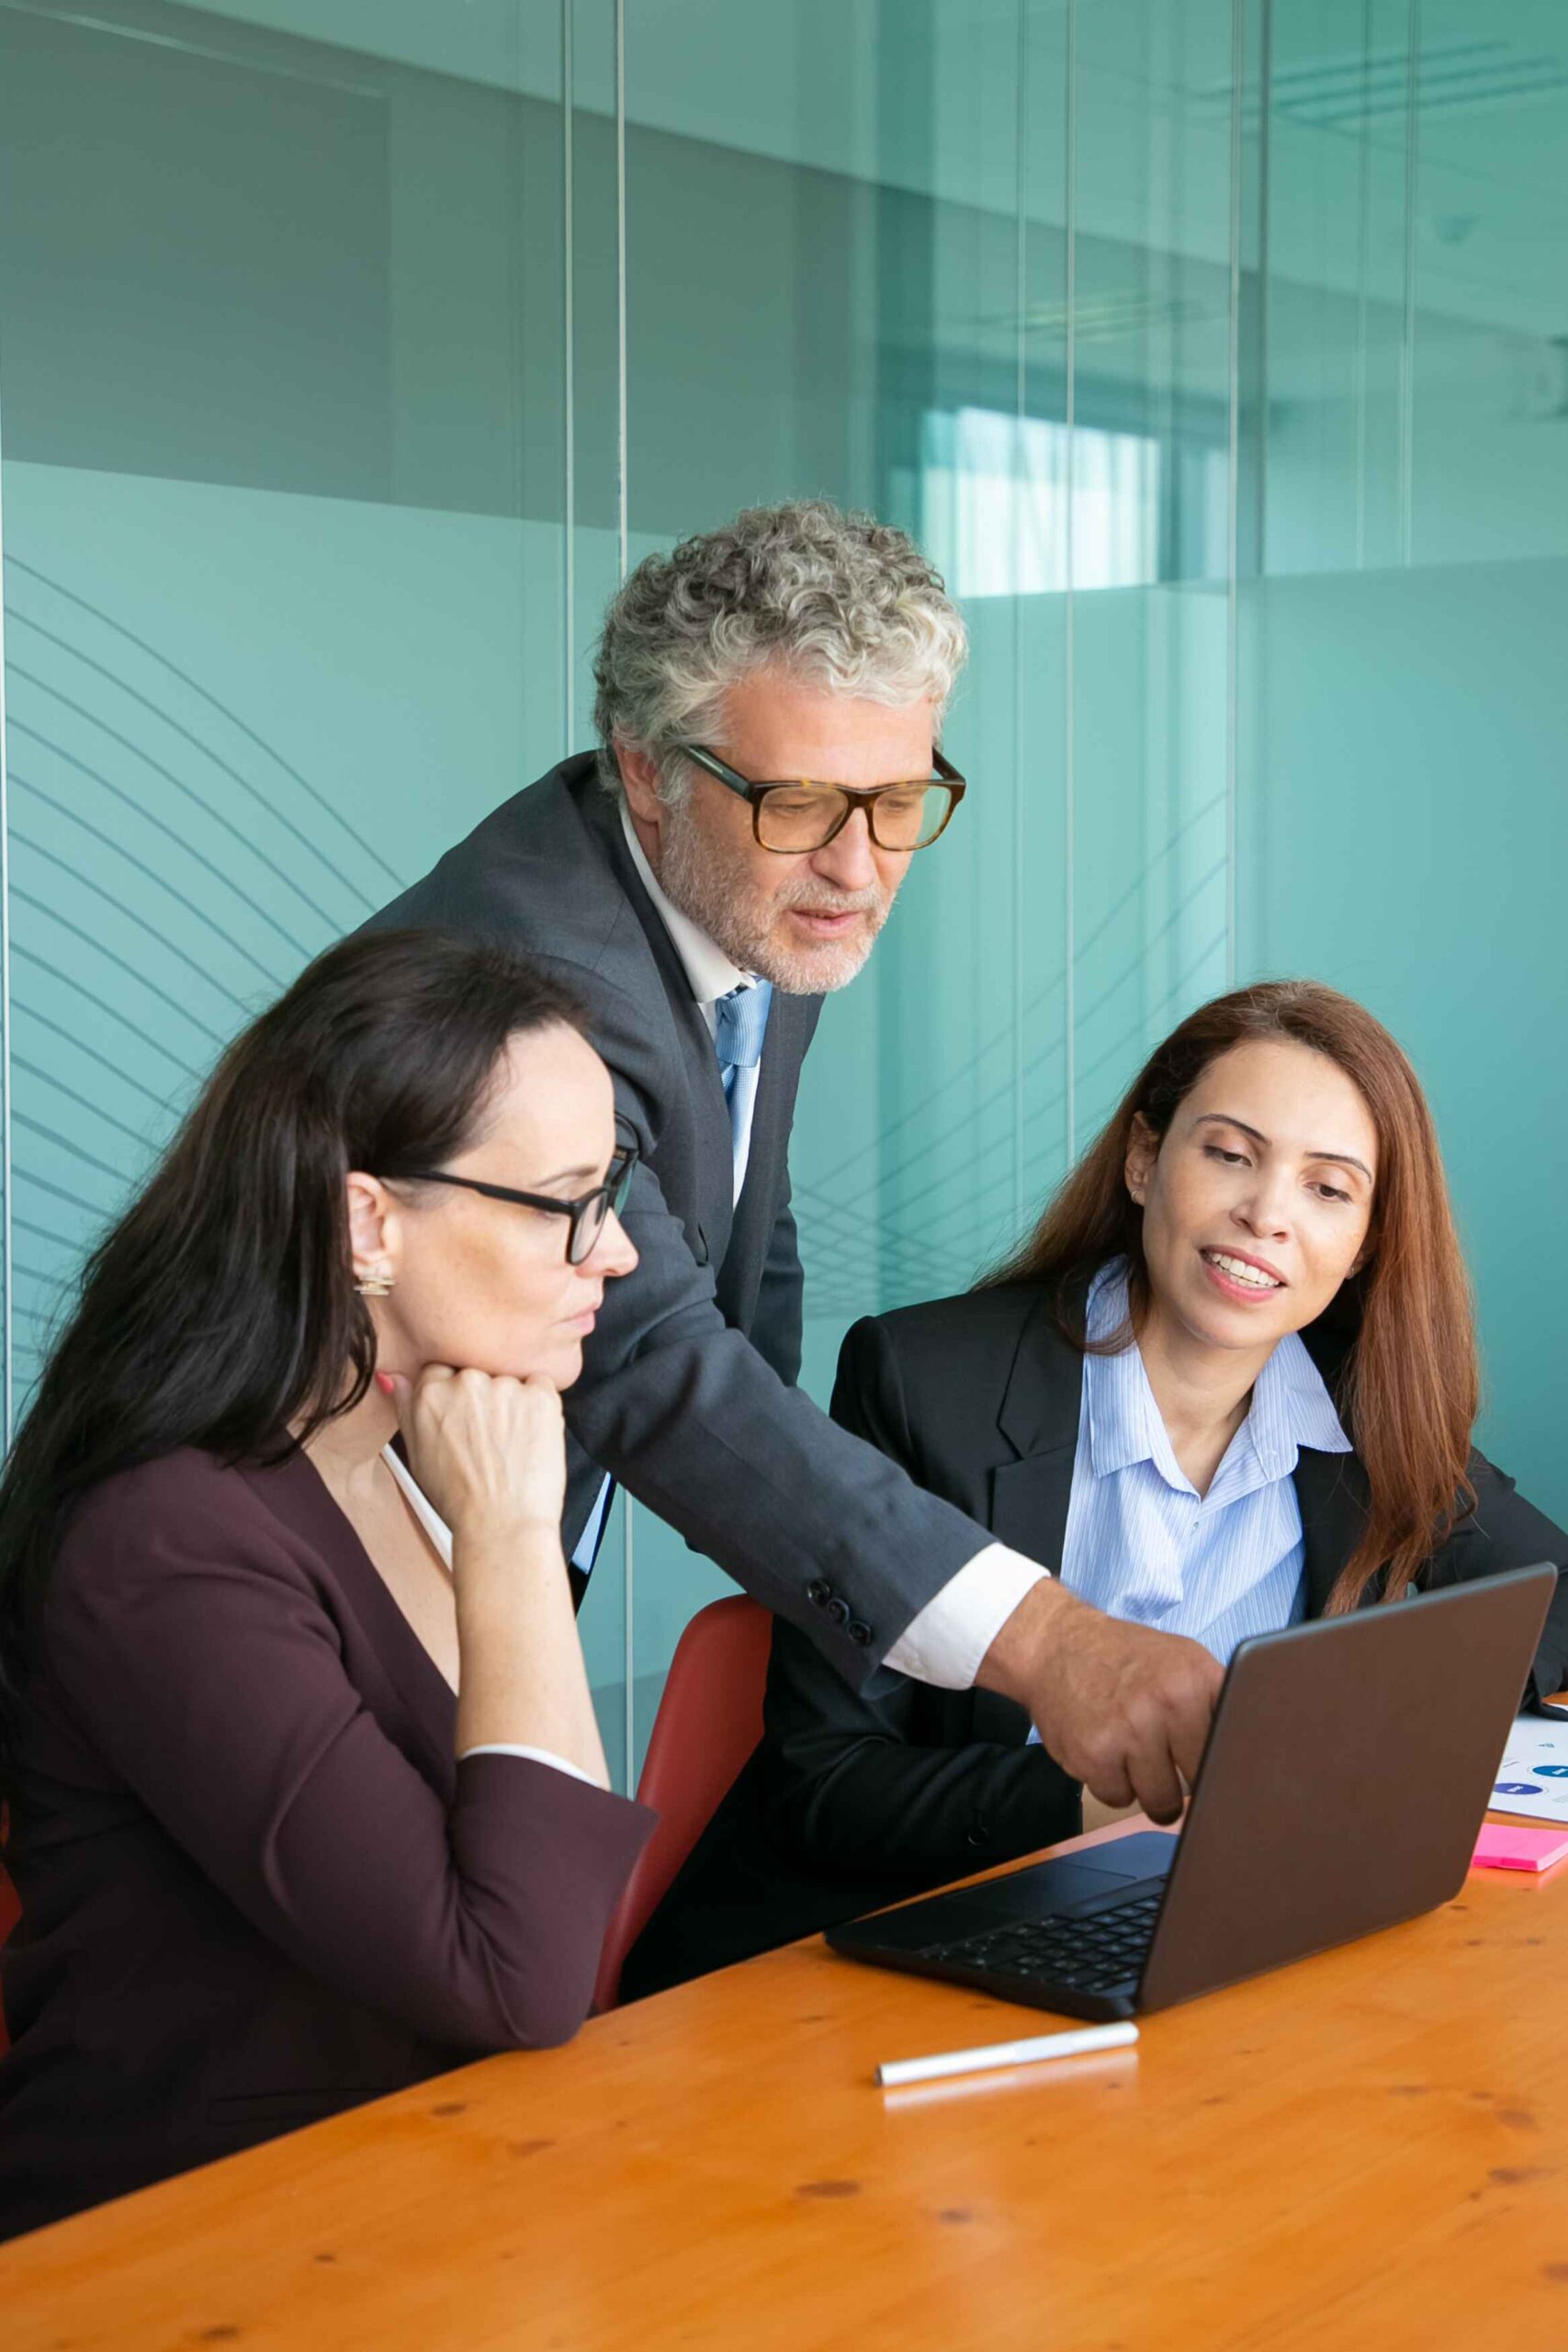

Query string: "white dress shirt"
[[382, 1444, 596, 1785], [618, 803, 1047, 1689]]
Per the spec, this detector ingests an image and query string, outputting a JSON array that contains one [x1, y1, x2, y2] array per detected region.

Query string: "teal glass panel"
[[1242, 0, 1568, 1527], [1407, 0, 1568, 567], [4, 0, 1565, 1801], [0, 0, 627, 1779], [1069, 0, 1236, 1174], [1262, 0, 1420, 576], [1237, 559, 1568, 1526]]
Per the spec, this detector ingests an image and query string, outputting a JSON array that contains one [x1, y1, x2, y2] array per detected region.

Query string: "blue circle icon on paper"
[[1532, 1765, 1568, 1778], [1495, 1783, 1544, 1797]]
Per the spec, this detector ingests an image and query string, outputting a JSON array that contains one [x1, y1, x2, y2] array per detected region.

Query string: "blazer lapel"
[[589, 794, 736, 1271], [1294, 1445, 1372, 1618], [972, 1448, 1073, 1747], [975, 1293, 1086, 1745], [246, 1453, 458, 1798], [717, 990, 815, 1315], [741, 991, 811, 1209]]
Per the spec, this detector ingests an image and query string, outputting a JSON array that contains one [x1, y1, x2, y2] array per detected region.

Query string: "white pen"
[[876, 2018, 1138, 2088]]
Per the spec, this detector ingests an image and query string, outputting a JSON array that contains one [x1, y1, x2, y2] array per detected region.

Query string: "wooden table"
[[5, 1815, 1567, 2348]]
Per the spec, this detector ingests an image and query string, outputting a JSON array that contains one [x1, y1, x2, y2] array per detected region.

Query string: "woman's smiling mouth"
[[1201, 1247, 1285, 1296]]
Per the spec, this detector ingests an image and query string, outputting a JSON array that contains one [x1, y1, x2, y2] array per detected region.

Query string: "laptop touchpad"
[[970, 1833, 1178, 1922], [1068, 1831, 1179, 1883], [854, 1833, 1179, 1951]]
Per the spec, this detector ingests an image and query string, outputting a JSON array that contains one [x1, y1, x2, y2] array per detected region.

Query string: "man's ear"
[[615, 737, 666, 830], [1124, 1113, 1158, 1208]]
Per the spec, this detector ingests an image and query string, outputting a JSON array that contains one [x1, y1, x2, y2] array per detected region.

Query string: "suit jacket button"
[[848, 1619, 873, 1646], [826, 1597, 850, 1628], [964, 1822, 991, 1849], [807, 1578, 831, 1609]]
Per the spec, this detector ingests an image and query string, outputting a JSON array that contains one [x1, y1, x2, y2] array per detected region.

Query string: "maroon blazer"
[[0, 1447, 655, 2240]]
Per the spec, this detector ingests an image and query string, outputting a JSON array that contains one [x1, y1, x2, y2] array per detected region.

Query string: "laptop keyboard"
[[917, 1888, 1164, 1996]]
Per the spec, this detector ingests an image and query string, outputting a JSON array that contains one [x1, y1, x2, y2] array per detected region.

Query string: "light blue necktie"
[[713, 979, 773, 1160]]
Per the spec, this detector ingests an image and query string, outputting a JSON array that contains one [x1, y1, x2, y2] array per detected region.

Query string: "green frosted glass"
[[4, 0, 1565, 1793]]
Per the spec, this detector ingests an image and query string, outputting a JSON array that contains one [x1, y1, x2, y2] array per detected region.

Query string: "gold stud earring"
[[355, 1267, 395, 1298]]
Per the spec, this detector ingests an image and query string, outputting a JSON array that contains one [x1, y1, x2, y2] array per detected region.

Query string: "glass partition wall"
[[2, 0, 1564, 1784]]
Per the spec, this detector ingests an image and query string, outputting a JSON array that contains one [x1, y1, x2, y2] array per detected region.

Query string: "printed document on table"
[[1490, 1716, 1568, 1823]]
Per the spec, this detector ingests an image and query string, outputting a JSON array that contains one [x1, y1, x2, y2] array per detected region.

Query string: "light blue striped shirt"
[[1056, 1261, 1352, 1667]]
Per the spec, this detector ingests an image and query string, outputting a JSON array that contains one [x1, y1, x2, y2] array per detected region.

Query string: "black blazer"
[[367, 756, 988, 1681], [0, 1448, 655, 2240], [624, 1283, 1568, 1998]]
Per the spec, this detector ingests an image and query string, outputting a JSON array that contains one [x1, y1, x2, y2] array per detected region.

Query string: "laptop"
[[827, 1561, 1556, 2021]]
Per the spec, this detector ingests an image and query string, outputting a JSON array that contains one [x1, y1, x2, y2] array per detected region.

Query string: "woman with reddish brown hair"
[[626, 979, 1568, 1996]]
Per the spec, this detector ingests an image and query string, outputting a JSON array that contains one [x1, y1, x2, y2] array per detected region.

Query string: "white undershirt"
[[382, 1444, 595, 1786]]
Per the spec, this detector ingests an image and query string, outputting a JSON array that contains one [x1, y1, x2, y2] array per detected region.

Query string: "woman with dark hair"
[[626, 978, 1568, 1996], [0, 930, 652, 2238]]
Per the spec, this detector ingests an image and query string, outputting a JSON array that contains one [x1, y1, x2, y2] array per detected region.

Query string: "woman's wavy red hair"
[[985, 980, 1477, 1610]]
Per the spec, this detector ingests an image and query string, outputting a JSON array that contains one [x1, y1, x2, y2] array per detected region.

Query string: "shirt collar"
[[1247, 1327, 1353, 1473], [619, 801, 756, 1009], [1084, 1259, 1352, 1489]]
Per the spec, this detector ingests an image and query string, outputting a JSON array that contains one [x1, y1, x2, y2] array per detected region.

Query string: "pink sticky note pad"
[[1472, 1824, 1568, 1873]]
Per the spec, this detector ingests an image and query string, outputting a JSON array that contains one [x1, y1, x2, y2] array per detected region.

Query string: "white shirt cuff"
[[459, 1743, 599, 1787], [883, 1544, 1049, 1690]]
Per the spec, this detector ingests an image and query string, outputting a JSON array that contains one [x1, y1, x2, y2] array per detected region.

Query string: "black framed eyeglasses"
[[390, 1140, 639, 1266], [674, 741, 966, 854]]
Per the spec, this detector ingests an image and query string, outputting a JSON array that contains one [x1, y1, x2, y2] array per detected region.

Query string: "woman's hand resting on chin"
[[379, 1363, 566, 1546]]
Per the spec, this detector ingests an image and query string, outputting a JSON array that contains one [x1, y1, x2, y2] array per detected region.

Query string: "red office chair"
[[593, 1595, 773, 2013], [0, 1815, 19, 2056]]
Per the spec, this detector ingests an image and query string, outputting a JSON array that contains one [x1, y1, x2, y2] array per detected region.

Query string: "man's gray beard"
[[656, 801, 892, 995]]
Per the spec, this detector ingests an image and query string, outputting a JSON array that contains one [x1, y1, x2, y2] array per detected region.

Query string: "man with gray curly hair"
[[371, 501, 1221, 1831], [592, 502, 967, 996]]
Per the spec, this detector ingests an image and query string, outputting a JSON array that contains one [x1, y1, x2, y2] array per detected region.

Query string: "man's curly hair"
[[591, 499, 967, 799]]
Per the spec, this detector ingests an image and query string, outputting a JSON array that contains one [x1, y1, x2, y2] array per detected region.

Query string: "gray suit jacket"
[[367, 756, 988, 1683]]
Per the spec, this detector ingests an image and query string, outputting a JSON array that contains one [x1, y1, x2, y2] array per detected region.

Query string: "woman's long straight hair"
[[0, 929, 587, 1762], [986, 979, 1478, 1611]]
